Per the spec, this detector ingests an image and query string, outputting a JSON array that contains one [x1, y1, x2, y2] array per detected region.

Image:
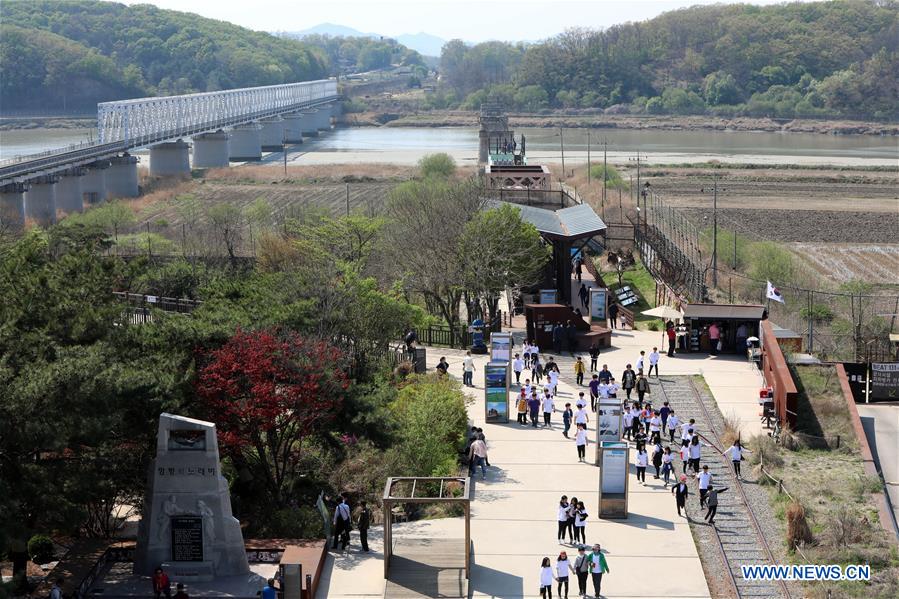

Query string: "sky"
[[121, 0, 814, 43]]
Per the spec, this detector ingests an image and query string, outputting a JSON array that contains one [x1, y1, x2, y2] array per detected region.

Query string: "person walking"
[[579, 283, 589, 309], [607, 377, 619, 399], [589, 343, 600, 372], [532, 354, 544, 385], [574, 423, 588, 462], [513, 353, 525, 385], [697, 465, 712, 507], [636, 350, 645, 373], [562, 402, 573, 438], [636, 373, 650, 403], [543, 393, 555, 428], [566, 496, 579, 543], [548, 368, 560, 396], [517, 391, 529, 425], [679, 443, 690, 475], [659, 401, 671, 435], [672, 475, 689, 517], [588, 375, 600, 412], [709, 322, 720, 355], [661, 446, 674, 487], [704, 485, 728, 525], [666, 323, 677, 357], [556, 551, 573, 599], [357, 501, 371, 552], [598, 364, 612, 383], [462, 351, 476, 387], [557, 496, 571, 543], [152, 567, 171, 599], [623, 405, 634, 442], [566, 321, 578, 356], [529, 393, 541, 428], [689, 436, 703, 474], [586, 544, 609, 599], [635, 445, 648, 485], [524, 342, 533, 369], [573, 546, 590, 598], [468, 436, 488, 479], [649, 411, 662, 444], [621, 365, 636, 399], [608, 302, 618, 330], [574, 502, 588, 544], [575, 404, 589, 430], [540, 557, 555, 599], [332, 495, 352, 550], [648, 347, 660, 377], [723, 440, 751, 480], [651, 439, 663, 479], [667, 410, 680, 444], [574, 357, 586, 386]]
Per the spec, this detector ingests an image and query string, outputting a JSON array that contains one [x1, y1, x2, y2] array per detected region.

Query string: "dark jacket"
[[707, 488, 728, 507], [358, 507, 371, 530], [621, 369, 636, 388], [636, 377, 650, 393], [672, 482, 689, 503]]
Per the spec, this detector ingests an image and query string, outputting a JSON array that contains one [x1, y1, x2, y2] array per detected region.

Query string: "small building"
[[681, 303, 766, 353], [770, 324, 803, 354]]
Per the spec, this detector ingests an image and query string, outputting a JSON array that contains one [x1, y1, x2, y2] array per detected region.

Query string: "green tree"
[[417, 153, 457, 178]]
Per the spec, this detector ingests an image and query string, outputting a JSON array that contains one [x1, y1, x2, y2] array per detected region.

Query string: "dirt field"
[[789, 243, 899, 285]]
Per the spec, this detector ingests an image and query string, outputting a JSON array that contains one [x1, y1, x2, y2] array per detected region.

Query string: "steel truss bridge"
[[0, 79, 339, 186]]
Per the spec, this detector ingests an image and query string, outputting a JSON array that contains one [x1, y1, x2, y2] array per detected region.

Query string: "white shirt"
[[649, 351, 660, 365], [470, 439, 488, 458], [726, 445, 745, 460], [549, 370, 559, 384], [576, 395, 587, 408], [334, 503, 350, 523], [636, 451, 648, 467], [598, 383, 610, 398], [623, 411, 634, 426], [636, 356, 645, 370], [607, 383, 619, 396], [531, 344, 540, 355], [689, 443, 702, 460], [556, 559, 571, 579], [575, 509, 588, 527], [575, 408, 588, 424], [463, 357, 475, 372], [558, 504, 570, 521], [662, 453, 673, 465], [698, 471, 712, 489], [668, 415, 680, 431], [524, 384, 533, 396], [575, 429, 587, 445], [649, 416, 661, 432], [542, 397, 555, 413], [513, 358, 524, 372], [540, 566, 554, 586], [680, 446, 690, 461], [681, 422, 695, 438]]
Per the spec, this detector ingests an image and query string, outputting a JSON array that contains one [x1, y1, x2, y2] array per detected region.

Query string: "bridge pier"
[[149, 140, 191, 177], [0, 183, 27, 228], [192, 131, 231, 168], [259, 117, 286, 151], [281, 113, 305, 143], [318, 104, 335, 131], [300, 110, 321, 137], [56, 168, 85, 215], [25, 175, 59, 226], [82, 162, 109, 204], [106, 155, 140, 199], [229, 123, 262, 161]]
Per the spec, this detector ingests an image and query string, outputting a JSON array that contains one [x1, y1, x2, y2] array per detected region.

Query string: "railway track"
[[652, 376, 791, 599]]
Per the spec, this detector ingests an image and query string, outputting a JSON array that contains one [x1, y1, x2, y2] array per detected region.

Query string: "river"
[[2, 126, 897, 166]]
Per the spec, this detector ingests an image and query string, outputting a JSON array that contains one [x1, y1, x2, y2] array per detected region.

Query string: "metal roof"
[[682, 304, 766, 320], [486, 200, 607, 240]]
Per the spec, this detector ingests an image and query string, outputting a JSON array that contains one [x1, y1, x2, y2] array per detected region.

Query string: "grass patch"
[[599, 256, 658, 330], [790, 364, 856, 450]]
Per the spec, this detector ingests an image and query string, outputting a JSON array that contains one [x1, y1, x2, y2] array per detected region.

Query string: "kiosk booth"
[[681, 303, 765, 354], [484, 361, 510, 423], [597, 442, 629, 519], [595, 398, 623, 464]]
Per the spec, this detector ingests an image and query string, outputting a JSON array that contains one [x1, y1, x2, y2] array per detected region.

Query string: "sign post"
[[540, 289, 557, 304], [589, 288, 608, 323], [484, 361, 510, 423], [871, 363, 899, 400], [598, 441, 629, 519], [595, 399, 623, 464]]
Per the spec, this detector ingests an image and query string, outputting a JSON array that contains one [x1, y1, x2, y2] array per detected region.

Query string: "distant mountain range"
[[282, 22, 447, 57]]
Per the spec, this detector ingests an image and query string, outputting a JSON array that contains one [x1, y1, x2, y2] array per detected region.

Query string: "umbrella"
[[641, 305, 683, 320]]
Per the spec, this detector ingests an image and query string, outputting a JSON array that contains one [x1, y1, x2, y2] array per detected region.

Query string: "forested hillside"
[[436, 0, 899, 120], [288, 33, 425, 74], [0, 0, 327, 111]]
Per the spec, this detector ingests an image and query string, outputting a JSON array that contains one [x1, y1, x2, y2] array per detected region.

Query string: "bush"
[[799, 304, 834, 323], [255, 506, 325, 539], [417, 153, 456, 179], [786, 500, 814, 550], [393, 374, 468, 477], [27, 535, 54, 564], [588, 164, 626, 189]]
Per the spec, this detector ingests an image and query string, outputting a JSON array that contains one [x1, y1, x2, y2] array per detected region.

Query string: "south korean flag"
[[766, 281, 785, 304]]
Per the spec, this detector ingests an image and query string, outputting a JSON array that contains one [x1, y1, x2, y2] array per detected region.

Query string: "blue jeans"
[[463, 370, 473, 386], [470, 455, 486, 477]]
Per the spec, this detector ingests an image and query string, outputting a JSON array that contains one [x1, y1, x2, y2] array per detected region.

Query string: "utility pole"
[[602, 139, 609, 221], [629, 151, 644, 226], [700, 171, 725, 289], [586, 130, 591, 183], [559, 127, 566, 180]]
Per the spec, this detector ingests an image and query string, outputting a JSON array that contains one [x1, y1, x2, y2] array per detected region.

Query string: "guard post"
[[598, 441, 629, 519]]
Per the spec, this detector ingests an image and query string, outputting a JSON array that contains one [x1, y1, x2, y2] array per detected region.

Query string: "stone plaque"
[[171, 517, 204, 561]]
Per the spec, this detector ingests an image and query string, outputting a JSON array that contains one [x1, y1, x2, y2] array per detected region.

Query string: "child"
[[562, 402, 573, 438], [539, 557, 554, 599], [516, 390, 528, 425], [574, 423, 588, 462]]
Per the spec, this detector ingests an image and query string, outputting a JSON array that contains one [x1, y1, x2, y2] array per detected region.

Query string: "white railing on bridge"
[[97, 79, 338, 144]]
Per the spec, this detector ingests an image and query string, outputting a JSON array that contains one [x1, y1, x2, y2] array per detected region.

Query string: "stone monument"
[[134, 413, 249, 581]]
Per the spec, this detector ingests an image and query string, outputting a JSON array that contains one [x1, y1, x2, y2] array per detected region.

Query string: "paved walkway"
[[857, 404, 899, 537], [319, 319, 768, 597]]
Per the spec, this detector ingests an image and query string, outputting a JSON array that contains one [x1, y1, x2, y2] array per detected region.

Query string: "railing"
[[112, 292, 201, 320], [416, 325, 472, 349]]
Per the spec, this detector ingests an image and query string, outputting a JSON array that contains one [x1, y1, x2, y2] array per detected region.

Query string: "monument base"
[[161, 560, 215, 582]]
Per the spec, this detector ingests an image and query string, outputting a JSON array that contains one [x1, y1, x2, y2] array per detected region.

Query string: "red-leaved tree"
[[196, 329, 349, 507]]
